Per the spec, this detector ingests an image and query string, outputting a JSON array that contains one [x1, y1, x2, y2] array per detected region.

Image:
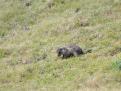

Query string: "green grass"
[[1, 0, 121, 91]]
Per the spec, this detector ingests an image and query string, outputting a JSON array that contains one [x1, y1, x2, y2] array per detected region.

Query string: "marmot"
[[57, 45, 84, 59]]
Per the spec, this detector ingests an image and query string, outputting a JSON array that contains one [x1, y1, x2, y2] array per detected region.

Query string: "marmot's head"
[[57, 47, 67, 57], [56, 47, 73, 58]]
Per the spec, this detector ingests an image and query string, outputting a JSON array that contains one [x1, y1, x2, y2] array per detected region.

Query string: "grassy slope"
[[1, 0, 121, 91]]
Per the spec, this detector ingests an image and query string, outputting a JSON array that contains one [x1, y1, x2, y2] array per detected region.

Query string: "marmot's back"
[[67, 45, 84, 56]]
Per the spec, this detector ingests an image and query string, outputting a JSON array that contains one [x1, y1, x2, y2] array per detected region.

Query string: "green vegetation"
[[112, 59, 121, 70], [1, 0, 121, 90]]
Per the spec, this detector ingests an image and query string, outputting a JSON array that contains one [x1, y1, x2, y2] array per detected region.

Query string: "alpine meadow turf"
[[1, 0, 121, 91]]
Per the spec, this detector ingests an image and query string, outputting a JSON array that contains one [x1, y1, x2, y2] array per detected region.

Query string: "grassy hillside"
[[1, 0, 121, 91]]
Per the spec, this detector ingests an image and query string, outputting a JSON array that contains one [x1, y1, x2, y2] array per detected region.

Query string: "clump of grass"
[[0, 49, 7, 59], [0, 31, 6, 37], [112, 59, 121, 70]]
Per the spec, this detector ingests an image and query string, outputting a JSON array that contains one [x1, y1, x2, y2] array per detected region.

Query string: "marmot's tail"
[[83, 49, 92, 54]]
